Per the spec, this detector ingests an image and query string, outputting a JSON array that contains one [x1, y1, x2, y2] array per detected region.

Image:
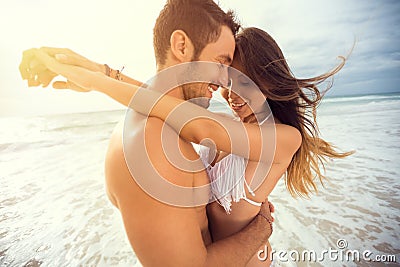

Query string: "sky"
[[0, 0, 399, 117]]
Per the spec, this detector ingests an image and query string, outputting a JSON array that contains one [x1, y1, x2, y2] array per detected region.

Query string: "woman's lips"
[[230, 101, 247, 111]]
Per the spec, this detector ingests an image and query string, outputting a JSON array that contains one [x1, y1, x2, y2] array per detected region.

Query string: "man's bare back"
[[103, 111, 272, 266], [105, 113, 212, 265]]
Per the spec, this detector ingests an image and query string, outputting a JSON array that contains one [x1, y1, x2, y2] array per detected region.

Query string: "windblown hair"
[[153, 0, 240, 66], [235, 27, 354, 197]]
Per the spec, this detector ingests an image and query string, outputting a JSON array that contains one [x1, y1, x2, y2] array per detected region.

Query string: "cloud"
[[222, 0, 400, 96]]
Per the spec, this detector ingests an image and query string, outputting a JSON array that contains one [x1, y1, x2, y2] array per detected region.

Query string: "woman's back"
[[202, 151, 278, 266], [196, 145, 281, 240]]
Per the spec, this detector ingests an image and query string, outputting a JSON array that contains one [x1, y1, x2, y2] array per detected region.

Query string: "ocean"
[[0, 93, 399, 266]]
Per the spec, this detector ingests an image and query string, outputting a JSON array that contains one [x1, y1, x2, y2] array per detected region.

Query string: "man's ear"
[[170, 30, 195, 62]]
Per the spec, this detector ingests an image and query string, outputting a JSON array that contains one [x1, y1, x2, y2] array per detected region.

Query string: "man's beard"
[[181, 83, 211, 109], [179, 55, 212, 108]]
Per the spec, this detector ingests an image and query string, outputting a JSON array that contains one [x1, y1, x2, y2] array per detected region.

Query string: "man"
[[19, 0, 273, 266]]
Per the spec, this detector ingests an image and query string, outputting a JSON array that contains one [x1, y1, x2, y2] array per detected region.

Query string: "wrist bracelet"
[[104, 64, 124, 81], [258, 213, 273, 237], [257, 213, 273, 224], [104, 64, 111, 77], [115, 66, 125, 81]]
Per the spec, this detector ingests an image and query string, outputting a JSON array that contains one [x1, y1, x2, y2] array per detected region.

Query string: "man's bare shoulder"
[[107, 115, 178, 151], [104, 113, 148, 207], [143, 117, 201, 185], [105, 115, 203, 206]]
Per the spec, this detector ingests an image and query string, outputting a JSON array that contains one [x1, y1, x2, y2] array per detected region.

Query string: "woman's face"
[[220, 58, 260, 121]]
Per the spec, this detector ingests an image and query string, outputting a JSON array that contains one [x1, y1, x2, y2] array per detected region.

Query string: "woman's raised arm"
[[20, 47, 144, 95], [21, 48, 300, 163]]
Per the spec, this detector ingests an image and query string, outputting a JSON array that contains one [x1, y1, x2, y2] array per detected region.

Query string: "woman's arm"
[[20, 47, 144, 92], [24, 48, 301, 162]]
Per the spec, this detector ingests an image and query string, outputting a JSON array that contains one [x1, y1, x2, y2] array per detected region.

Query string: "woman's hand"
[[21, 48, 108, 92], [19, 49, 58, 87], [19, 47, 144, 106], [19, 47, 105, 92], [44, 47, 105, 91]]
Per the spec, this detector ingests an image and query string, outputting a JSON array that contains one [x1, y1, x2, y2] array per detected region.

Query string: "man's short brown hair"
[[153, 0, 240, 66]]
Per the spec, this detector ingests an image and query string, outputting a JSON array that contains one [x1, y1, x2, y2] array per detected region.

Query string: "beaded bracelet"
[[258, 213, 273, 225], [104, 64, 124, 81], [115, 66, 125, 81], [258, 214, 273, 236], [104, 64, 111, 77]]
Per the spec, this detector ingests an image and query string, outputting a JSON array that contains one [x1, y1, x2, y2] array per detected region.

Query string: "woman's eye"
[[238, 75, 250, 86], [239, 80, 250, 86]]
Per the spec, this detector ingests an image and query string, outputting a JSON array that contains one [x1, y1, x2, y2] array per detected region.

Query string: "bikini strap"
[[244, 178, 255, 196], [243, 197, 262, 207], [243, 178, 262, 206]]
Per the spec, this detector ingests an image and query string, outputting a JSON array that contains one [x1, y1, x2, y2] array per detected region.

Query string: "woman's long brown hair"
[[235, 27, 354, 197]]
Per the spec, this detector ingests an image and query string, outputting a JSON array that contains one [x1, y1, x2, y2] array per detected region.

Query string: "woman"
[[20, 27, 352, 266]]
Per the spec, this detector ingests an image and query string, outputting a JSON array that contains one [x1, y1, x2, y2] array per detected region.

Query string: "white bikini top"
[[195, 145, 262, 214], [194, 111, 272, 214]]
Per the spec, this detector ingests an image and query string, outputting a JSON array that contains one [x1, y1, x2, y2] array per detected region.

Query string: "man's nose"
[[217, 65, 230, 87]]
